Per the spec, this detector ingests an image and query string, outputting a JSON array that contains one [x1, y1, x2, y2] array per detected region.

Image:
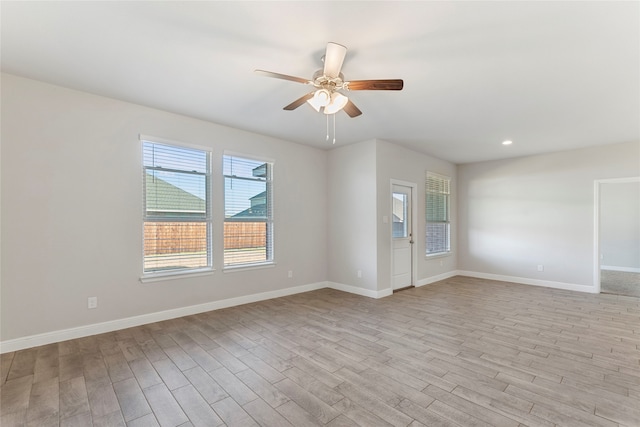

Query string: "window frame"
[[425, 171, 451, 257], [222, 152, 274, 270], [140, 135, 213, 281]]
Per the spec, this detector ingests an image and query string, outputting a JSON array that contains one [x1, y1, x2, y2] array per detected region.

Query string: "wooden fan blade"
[[323, 42, 347, 78], [346, 79, 404, 91], [255, 69, 311, 84], [343, 100, 362, 118], [283, 92, 314, 110]]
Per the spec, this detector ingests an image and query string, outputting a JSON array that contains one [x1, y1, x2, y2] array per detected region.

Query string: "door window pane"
[[392, 192, 408, 238]]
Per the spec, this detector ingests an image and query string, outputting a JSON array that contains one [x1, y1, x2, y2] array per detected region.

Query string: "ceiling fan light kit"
[[256, 42, 403, 142], [307, 88, 331, 112], [323, 92, 348, 115]]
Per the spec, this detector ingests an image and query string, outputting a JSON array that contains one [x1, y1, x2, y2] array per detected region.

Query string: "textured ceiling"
[[2, 1, 638, 163]]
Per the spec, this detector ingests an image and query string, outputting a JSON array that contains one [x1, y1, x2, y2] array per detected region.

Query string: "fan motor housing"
[[312, 70, 345, 91]]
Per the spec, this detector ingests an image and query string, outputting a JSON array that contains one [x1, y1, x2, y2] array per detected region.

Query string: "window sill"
[[425, 252, 452, 260], [223, 262, 276, 273], [140, 268, 214, 283]]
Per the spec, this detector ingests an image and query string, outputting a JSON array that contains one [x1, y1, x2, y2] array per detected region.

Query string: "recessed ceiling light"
[[502, 140, 513, 145]]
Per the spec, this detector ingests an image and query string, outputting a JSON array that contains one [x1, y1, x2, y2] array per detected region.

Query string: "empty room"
[[1, 2, 639, 427]]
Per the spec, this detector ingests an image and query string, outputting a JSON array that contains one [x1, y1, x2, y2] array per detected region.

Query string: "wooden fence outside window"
[[144, 222, 266, 255]]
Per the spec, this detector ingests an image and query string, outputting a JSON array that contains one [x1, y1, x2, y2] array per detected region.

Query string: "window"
[[223, 155, 273, 267], [142, 139, 211, 276], [426, 172, 450, 256], [392, 192, 408, 238]]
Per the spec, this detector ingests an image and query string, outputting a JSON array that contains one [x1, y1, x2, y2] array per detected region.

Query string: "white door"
[[392, 184, 413, 290]]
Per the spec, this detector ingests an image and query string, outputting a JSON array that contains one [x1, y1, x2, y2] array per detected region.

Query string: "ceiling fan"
[[255, 42, 403, 118]]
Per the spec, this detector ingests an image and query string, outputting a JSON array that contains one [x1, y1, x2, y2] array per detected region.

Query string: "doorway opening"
[[594, 177, 640, 297]]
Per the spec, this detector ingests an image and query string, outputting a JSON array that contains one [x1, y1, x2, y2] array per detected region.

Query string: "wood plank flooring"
[[601, 270, 640, 298], [1, 276, 639, 426]]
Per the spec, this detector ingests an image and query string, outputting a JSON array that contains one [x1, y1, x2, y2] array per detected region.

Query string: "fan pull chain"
[[325, 114, 329, 141], [333, 114, 336, 144], [323, 113, 338, 144]]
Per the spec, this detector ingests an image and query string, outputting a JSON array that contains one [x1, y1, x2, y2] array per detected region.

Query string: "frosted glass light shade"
[[324, 92, 348, 115], [307, 89, 331, 112]]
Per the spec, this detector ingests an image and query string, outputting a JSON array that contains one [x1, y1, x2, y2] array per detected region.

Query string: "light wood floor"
[[601, 270, 640, 298], [2, 276, 640, 427]]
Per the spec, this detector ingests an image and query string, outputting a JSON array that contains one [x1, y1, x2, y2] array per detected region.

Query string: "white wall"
[[600, 181, 640, 270], [457, 141, 640, 291], [326, 140, 458, 295], [1, 73, 328, 342], [375, 140, 457, 290], [327, 140, 379, 294], [4, 71, 638, 349]]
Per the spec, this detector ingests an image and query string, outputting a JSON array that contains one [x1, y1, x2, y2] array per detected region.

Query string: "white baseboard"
[[0, 270, 600, 353], [416, 271, 459, 287], [327, 281, 393, 299], [0, 281, 328, 354], [456, 270, 598, 293], [601, 265, 640, 273]]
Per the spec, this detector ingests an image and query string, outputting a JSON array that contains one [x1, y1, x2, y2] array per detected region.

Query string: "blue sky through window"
[[143, 141, 208, 200], [223, 155, 269, 218], [142, 142, 270, 215]]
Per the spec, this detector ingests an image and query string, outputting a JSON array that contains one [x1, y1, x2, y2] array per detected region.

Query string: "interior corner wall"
[[374, 140, 458, 290], [327, 140, 378, 293], [0, 73, 328, 342], [600, 181, 640, 270], [457, 141, 640, 290]]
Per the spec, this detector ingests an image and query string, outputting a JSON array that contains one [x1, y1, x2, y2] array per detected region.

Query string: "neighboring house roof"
[[252, 164, 267, 178], [145, 173, 205, 213], [392, 196, 404, 222], [229, 191, 267, 218], [250, 191, 266, 201], [231, 203, 267, 219]]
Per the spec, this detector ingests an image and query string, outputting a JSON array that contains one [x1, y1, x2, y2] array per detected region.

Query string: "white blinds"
[[142, 140, 211, 274], [223, 155, 273, 266], [426, 172, 451, 255]]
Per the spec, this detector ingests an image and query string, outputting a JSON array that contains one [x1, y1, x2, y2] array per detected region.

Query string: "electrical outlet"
[[88, 297, 98, 309], [288, 270, 293, 278], [537, 265, 544, 272], [357, 270, 362, 278]]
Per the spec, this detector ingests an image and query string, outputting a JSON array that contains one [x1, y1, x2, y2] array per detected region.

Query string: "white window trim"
[[425, 171, 451, 257], [222, 262, 276, 273], [222, 152, 275, 270], [223, 149, 275, 165], [140, 135, 213, 281], [140, 268, 215, 283], [139, 134, 211, 152], [426, 252, 452, 259]]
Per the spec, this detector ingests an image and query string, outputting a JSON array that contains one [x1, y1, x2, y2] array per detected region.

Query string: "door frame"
[[390, 179, 418, 290], [593, 176, 640, 293]]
